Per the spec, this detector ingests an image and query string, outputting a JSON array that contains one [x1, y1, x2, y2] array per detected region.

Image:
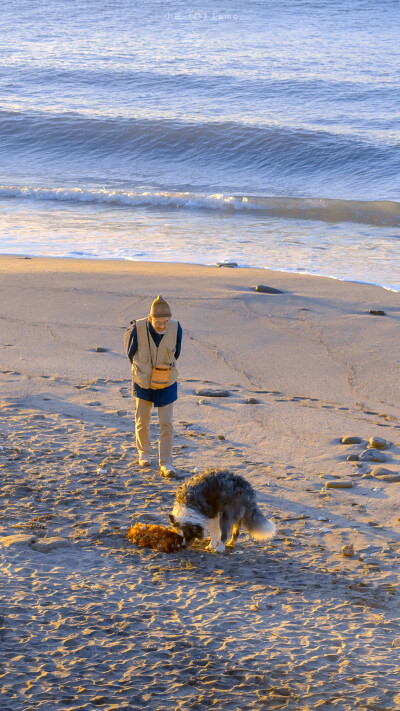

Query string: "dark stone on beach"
[[360, 449, 386, 463], [368, 309, 385, 316], [254, 285, 284, 294], [347, 454, 359, 461], [216, 262, 238, 268], [247, 398, 260, 404], [94, 347, 109, 353], [217, 435, 226, 440], [196, 389, 230, 398], [341, 436, 363, 445]]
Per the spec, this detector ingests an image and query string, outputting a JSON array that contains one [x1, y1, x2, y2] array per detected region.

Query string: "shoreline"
[[1, 251, 399, 294], [1, 252, 400, 709]]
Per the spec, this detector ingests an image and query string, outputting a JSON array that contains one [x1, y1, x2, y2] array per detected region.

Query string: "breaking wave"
[[1, 184, 399, 227]]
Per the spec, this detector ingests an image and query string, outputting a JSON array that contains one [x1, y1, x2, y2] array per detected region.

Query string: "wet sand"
[[1, 254, 400, 710]]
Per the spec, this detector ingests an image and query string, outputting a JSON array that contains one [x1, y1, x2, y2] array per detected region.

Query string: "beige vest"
[[132, 318, 178, 389]]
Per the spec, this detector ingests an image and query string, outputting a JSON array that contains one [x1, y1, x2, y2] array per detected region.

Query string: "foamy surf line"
[[1, 184, 400, 227]]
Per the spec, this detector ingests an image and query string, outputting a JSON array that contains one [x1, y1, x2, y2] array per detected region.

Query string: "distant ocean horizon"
[[1, 1, 399, 290]]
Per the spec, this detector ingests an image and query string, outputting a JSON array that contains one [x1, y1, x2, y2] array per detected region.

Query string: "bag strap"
[[146, 320, 159, 367]]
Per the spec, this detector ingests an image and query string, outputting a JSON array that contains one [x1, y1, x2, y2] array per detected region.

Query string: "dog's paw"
[[215, 542, 226, 553]]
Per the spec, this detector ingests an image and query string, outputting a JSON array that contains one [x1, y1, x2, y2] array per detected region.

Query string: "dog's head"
[[169, 513, 204, 548]]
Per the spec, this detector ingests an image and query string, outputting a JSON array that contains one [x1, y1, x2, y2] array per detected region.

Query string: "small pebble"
[[325, 480, 353, 489], [216, 262, 238, 268], [341, 436, 363, 445], [369, 436, 387, 450], [217, 435, 226, 441], [346, 454, 359, 461], [368, 309, 385, 316], [196, 389, 230, 398], [254, 285, 284, 294], [247, 398, 260, 404], [93, 347, 109, 353], [342, 544, 354, 557]]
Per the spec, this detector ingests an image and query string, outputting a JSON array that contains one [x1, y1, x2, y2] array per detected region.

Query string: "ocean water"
[[0, 0, 399, 290]]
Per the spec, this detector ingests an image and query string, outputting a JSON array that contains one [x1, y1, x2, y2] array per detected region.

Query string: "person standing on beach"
[[124, 295, 182, 477]]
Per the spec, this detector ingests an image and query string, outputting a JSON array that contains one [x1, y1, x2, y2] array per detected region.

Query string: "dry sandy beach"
[[1, 254, 400, 711]]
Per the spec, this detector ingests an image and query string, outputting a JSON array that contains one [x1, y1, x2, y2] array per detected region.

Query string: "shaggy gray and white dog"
[[169, 469, 275, 552]]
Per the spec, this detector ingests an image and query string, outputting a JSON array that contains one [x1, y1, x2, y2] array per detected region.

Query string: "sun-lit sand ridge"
[[1, 254, 400, 710]]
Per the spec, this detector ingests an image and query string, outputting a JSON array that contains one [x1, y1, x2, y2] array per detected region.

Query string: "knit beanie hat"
[[149, 295, 172, 318]]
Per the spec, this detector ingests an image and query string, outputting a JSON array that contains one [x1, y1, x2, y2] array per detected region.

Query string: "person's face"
[[150, 316, 171, 334]]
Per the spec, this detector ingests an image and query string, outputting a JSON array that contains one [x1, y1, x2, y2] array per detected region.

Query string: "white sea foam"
[[1, 185, 399, 227], [0, 185, 250, 211]]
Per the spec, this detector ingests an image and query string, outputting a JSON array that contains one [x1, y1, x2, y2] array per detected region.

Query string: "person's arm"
[[124, 321, 138, 363], [174, 322, 182, 360]]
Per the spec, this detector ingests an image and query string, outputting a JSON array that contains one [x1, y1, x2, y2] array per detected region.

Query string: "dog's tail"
[[243, 505, 276, 541]]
